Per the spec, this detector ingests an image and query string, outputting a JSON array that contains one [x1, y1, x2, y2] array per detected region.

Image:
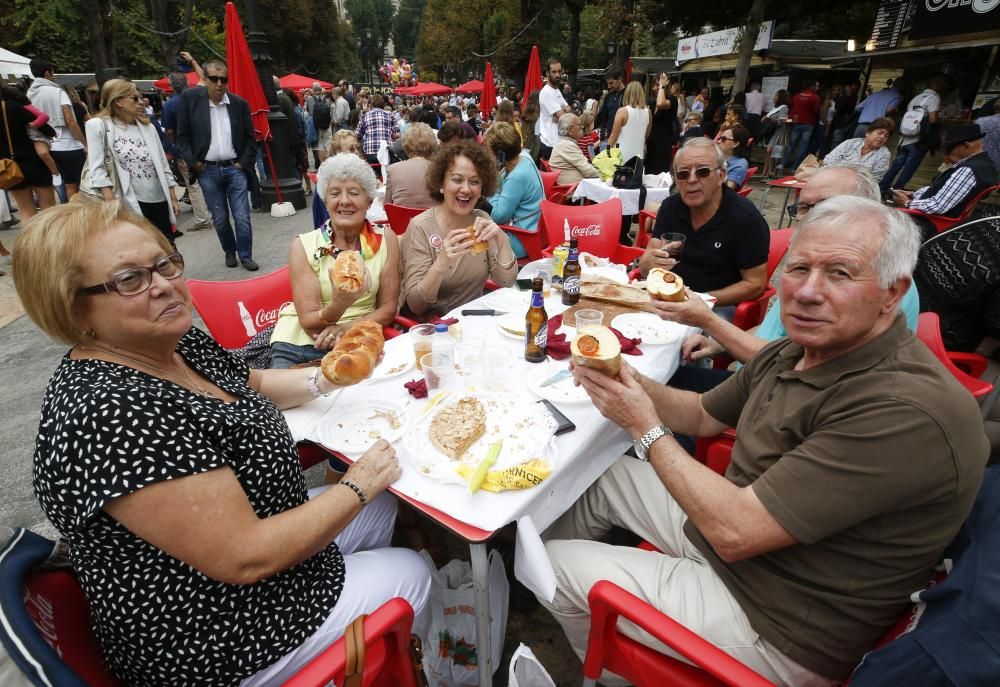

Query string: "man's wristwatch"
[[633, 424, 673, 462]]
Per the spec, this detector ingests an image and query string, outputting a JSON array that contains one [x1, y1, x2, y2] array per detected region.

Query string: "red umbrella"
[[455, 80, 483, 94], [625, 58, 633, 83], [408, 82, 453, 97], [224, 2, 280, 200], [481, 63, 496, 115], [521, 45, 542, 112], [153, 71, 200, 93], [279, 73, 333, 91]]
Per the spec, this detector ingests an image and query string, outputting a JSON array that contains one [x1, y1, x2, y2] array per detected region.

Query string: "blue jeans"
[[270, 341, 324, 369], [198, 164, 254, 260], [782, 124, 813, 171], [880, 143, 926, 192]]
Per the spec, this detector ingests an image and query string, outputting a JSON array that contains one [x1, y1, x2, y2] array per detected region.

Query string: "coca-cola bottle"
[[238, 301, 257, 337]]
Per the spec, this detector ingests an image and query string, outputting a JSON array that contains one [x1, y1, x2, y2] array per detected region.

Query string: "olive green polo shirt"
[[690, 316, 988, 680]]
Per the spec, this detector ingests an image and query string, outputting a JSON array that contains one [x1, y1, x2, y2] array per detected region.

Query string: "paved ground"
[[0, 180, 791, 685]]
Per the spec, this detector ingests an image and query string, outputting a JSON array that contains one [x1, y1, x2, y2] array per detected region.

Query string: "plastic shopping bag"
[[508, 643, 557, 687], [419, 550, 509, 686], [592, 146, 622, 182]]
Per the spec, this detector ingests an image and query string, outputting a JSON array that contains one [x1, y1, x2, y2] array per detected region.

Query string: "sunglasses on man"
[[787, 202, 817, 220], [674, 166, 719, 181], [206, 75, 229, 85]]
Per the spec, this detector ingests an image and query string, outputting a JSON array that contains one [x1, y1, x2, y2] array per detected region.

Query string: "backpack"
[[312, 98, 332, 130], [900, 92, 934, 137]]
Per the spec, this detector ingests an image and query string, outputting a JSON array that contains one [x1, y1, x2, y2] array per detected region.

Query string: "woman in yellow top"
[[270, 153, 400, 368]]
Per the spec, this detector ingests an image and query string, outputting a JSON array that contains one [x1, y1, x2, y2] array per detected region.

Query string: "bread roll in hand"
[[571, 325, 621, 377], [320, 320, 386, 386], [332, 250, 366, 293], [647, 268, 686, 302], [467, 226, 489, 255]]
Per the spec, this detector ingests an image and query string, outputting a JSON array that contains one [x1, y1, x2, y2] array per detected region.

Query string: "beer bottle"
[[561, 238, 581, 306], [525, 276, 548, 363]]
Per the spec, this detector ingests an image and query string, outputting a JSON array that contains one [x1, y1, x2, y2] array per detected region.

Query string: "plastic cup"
[[534, 268, 552, 297], [455, 337, 485, 383], [411, 324, 436, 371], [574, 309, 603, 331], [660, 233, 686, 262], [482, 346, 513, 392], [421, 352, 454, 392]]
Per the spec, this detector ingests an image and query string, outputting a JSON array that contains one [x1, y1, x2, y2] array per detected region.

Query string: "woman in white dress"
[[607, 81, 650, 162]]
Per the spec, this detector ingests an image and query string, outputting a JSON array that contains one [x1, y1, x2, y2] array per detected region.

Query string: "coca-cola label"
[[252, 301, 293, 328], [570, 223, 602, 238], [563, 275, 581, 295]]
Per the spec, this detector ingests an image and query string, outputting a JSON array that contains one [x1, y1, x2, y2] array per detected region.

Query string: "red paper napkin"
[[428, 316, 459, 326], [403, 378, 428, 399], [544, 314, 642, 361]]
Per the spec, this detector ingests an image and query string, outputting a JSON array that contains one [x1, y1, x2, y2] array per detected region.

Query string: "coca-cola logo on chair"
[[570, 223, 602, 238], [254, 302, 292, 329]]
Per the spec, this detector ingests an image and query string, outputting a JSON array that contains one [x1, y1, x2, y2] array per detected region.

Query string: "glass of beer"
[[660, 233, 686, 264], [411, 324, 436, 371]]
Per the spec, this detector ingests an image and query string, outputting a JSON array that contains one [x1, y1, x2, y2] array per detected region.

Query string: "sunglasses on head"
[[206, 75, 228, 84], [674, 166, 719, 181]]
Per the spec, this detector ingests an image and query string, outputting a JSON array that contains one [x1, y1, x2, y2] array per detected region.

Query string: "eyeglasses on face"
[[206, 75, 229, 84], [720, 135, 736, 142], [120, 94, 141, 102], [674, 166, 719, 181], [78, 253, 185, 297], [787, 202, 818, 219]]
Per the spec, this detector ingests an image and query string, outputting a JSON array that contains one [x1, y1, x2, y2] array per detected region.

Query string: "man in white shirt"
[[538, 57, 572, 161], [880, 74, 949, 193], [27, 58, 87, 198], [744, 82, 765, 117]]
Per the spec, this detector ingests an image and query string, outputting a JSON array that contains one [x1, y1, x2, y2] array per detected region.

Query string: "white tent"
[[0, 47, 31, 79]]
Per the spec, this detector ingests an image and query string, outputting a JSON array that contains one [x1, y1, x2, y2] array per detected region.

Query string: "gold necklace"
[[77, 345, 215, 398]]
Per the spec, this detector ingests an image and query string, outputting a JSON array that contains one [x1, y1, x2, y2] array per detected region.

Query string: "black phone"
[[515, 277, 534, 290], [537, 399, 576, 435]]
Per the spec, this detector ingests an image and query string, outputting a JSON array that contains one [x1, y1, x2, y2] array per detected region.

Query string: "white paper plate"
[[611, 312, 681, 345], [527, 361, 592, 405], [400, 392, 559, 486], [362, 344, 415, 383], [496, 311, 527, 340], [316, 399, 407, 454]]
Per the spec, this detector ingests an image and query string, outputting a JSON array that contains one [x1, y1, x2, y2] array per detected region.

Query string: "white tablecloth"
[[284, 288, 697, 534], [572, 175, 673, 215]]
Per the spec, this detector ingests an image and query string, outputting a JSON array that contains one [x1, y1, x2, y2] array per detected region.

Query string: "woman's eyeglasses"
[[720, 135, 736, 142], [78, 253, 185, 297], [120, 95, 142, 102], [206, 75, 229, 84], [674, 166, 719, 181]]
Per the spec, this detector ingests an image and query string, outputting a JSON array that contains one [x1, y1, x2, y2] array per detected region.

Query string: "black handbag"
[[612, 154, 647, 213]]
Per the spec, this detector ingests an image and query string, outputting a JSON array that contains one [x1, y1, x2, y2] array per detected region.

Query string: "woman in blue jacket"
[[485, 122, 544, 258]]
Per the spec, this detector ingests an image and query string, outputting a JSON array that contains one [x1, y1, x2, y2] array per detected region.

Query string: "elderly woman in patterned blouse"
[[822, 117, 894, 181], [12, 200, 429, 687]]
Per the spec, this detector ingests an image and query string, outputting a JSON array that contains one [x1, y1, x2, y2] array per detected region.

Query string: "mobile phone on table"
[[537, 399, 576, 435], [516, 277, 534, 290]]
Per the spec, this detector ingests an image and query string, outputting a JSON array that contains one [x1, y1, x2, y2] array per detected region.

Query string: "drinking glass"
[[573, 309, 603, 331], [455, 337, 485, 384], [482, 345, 513, 392], [660, 233, 686, 265], [411, 324, 436, 371], [421, 352, 455, 392]]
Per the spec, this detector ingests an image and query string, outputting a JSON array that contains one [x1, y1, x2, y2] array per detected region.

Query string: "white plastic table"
[[283, 288, 697, 686], [572, 175, 673, 215]]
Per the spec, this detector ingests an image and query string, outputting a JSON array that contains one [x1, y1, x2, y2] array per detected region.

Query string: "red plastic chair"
[[384, 203, 426, 237], [538, 198, 643, 265], [917, 312, 993, 399], [283, 598, 418, 687], [500, 222, 549, 261], [539, 158, 552, 172], [583, 580, 775, 687], [540, 169, 560, 198], [635, 208, 657, 249], [188, 269, 409, 350], [901, 185, 1000, 235], [737, 166, 758, 198], [730, 227, 794, 332]]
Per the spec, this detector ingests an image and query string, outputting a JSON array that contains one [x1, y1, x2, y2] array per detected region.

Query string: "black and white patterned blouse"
[[33, 328, 345, 686]]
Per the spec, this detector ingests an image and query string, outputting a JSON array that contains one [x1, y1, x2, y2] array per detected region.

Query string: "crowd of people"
[[3, 47, 1000, 687]]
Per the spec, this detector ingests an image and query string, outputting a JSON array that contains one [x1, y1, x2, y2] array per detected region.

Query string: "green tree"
[[345, 0, 395, 82], [393, 0, 427, 60]]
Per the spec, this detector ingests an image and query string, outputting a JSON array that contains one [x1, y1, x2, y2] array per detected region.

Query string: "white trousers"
[[240, 489, 432, 686], [542, 457, 837, 687]]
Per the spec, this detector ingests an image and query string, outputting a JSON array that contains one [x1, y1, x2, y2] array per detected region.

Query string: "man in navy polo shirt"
[[637, 138, 769, 316]]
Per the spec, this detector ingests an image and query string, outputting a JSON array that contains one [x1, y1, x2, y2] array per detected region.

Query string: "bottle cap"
[[434, 323, 448, 333]]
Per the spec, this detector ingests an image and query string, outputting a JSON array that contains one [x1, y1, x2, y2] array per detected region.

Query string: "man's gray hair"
[[316, 153, 377, 203], [557, 112, 577, 137], [795, 196, 921, 289], [202, 60, 227, 73], [676, 137, 726, 172], [812, 164, 880, 201]]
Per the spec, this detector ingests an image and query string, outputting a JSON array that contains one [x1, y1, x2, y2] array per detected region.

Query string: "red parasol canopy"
[[455, 80, 483, 94], [625, 58, 633, 84], [408, 82, 453, 97], [481, 63, 496, 115], [225, 2, 270, 142], [279, 73, 333, 91], [153, 71, 200, 93], [521, 45, 542, 112]]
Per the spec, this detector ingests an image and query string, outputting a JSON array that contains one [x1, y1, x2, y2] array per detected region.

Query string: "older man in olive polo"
[[543, 197, 988, 686]]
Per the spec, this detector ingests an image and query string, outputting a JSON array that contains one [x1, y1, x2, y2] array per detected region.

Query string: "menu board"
[[761, 76, 789, 109], [869, 0, 910, 50]]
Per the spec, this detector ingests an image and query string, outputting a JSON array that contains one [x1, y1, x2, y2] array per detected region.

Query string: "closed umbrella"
[[224, 2, 281, 200], [521, 45, 542, 112], [455, 80, 483, 94], [481, 63, 496, 116], [625, 58, 633, 84]]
